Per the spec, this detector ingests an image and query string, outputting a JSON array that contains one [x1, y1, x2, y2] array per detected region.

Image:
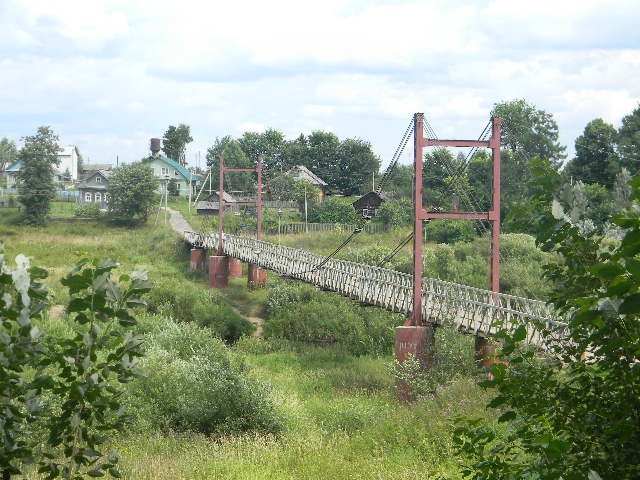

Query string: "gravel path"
[[163, 207, 193, 237]]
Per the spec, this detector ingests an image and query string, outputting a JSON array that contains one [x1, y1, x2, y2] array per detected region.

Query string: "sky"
[[1, 0, 639, 169]]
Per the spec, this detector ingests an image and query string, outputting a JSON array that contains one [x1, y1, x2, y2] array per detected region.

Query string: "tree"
[[308, 196, 358, 224], [336, 138, 380, 196], [1, 249, 149, 479], [307, 131, 340, 192], [167, 178, 179, 196], [0, 137, 18, 172], [238, 129, 286, 172], [455, 178, 640, 479], [282, 134, 310, 172], [383, 164, 413, 199], [17, 126, 61, 226], [617, 104, 640, 175], [564, 118, 620, 188], [108, 162, 158, 224], [162, 124, 193, 166], [206, 136, 254, 195], [492, 99, 566, 166]]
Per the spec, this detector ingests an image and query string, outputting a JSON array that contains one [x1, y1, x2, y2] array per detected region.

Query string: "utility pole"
[[304, 186, 308, 234]]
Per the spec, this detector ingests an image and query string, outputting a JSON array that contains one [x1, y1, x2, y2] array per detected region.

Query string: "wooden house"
[[352, 191, 388, 219], [77, 170, 111, 209], [196, 191, 238, 215]]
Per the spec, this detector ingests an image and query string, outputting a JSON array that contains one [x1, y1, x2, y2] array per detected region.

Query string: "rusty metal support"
[[209, 255, 229, 288], [228, 257, 243, 277], [217, 155, 225, 255], [490, 116, 501, 294], [190, 248, 206, 271], [411, 113, 425, 327]]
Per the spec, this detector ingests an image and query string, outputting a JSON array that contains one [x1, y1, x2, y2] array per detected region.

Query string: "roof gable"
[[287, 165, 327, 186], [145, 156, 196, 182]]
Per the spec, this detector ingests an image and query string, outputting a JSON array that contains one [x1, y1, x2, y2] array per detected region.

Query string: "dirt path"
[[164, 208, 266, 337], [163, 207, 193, 236]]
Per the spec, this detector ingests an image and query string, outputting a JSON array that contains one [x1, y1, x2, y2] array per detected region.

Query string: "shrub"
[[309, 197, 359, 224], [377, 198, 413, 227], [145, 284, 254, 343], [125, 320, 281, 435], [74, 202, 101, 217], [264, 281, 401, 356], [426, 219, 477, 244]]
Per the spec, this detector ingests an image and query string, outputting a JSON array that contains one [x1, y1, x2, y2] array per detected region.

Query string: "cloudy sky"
[[1, 0, 639, 168]]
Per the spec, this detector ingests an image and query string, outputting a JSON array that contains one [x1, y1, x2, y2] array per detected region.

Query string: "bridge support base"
[[209, 255, 229, 288], [190, 248, 206, 272], [247, 263, 267, 289], [475, 336, 503, 374], [228, 257, 243, 278], [395, 325, 435, 401]]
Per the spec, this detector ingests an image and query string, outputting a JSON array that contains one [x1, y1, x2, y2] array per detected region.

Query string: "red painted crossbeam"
[[224, 167, 258, 172], [423, 139, 490, 148], [420, 211, 499, 221]]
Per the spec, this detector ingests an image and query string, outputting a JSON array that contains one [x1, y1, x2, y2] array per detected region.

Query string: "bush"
[[309, 197, 359, 224], [74, 202, 101, 217], [264, 281, 401, 356], [377, 199, 413, 227], [426, 219, 477, 244], [145, 284, 254, 343], [126, 320, 281, 435]]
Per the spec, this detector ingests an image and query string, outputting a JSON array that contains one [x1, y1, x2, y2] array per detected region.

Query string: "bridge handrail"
[[183, 230, 566, 345]]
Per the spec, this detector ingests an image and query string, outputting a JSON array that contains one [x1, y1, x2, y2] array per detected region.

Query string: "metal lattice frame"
[[185, 231, 566, 348]]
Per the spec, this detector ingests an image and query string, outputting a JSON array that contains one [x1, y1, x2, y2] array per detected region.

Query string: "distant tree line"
[[203, 129, 380, 196]]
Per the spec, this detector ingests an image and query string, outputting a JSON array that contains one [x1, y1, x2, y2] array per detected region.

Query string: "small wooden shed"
[[196, 191, 238, 215], [352, 191, 387, 219]]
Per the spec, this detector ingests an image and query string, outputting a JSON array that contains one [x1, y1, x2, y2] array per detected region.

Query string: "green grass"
[[1, 213, 497, 479]]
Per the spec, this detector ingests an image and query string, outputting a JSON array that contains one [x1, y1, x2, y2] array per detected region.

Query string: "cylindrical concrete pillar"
[[209, 255, 229, 288], [228, 257, 243, 278], [395, 325, 435, 401], [190, 248, 206, 272], [247, 263, 267, 288], [475, 336, 501, 370]]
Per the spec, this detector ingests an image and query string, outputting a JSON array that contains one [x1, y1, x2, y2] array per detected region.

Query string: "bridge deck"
[[184, 231, 565, 347]]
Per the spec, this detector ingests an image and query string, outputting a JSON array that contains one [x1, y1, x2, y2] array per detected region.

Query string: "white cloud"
[[0, 0, 638, 167]]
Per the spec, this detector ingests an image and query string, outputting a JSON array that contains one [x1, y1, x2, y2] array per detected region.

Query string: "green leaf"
[[590, 263, 624, 279], [618, 293, 640, 314], [87, 469, 105, 477]]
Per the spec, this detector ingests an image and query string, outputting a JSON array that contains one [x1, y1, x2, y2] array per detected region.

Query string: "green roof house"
[[142, 138, 199, 197]]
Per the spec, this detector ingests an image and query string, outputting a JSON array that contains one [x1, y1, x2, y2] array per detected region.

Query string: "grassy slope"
[[1, 213, 494, 479]]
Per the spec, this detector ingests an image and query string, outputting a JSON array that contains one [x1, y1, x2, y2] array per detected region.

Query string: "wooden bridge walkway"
[[183, 230, 565, 347]]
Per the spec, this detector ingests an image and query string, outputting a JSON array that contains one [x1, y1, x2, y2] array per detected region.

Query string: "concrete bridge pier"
[[209, 255, 229, 288], [228, 257, 243, 278], [474, 336, 501, 370], [247, 263, 267, 288], [395, 325, 435, 400], [190, 248, 206, 272]]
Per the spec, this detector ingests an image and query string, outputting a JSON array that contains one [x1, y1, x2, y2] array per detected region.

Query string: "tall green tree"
[[238, 129, 286, 172], [564, 118, 620, 188], [492, 99, 566, 166], [17, 126, 61, 226], [162, 124, 193, 166], [617, 104, 640, 175], [337, 138, 380, 195], [108, 162, 158, 224], [307, 131, 340, 192], [455, 177, 640, 479], [206, 136, 254, 195], [0, 137, 18, 172], [282, 134, 310, 172]]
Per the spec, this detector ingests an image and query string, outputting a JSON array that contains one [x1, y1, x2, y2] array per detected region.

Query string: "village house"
[[285, 165, 328, 200], [142, 138, 199, 197], [5, 145, 83, 190], [76, 170, 111, 209]]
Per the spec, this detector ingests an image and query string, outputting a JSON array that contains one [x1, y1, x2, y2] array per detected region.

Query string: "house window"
[[85, 192, 92, 202], [95, 192, 101, 203], [161, 167, 169, 176], [95, 176, 101, 183], [176, 182, 181, 191]]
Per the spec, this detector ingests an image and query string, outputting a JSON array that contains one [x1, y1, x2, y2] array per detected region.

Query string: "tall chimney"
[[150, 138, 162, 157]]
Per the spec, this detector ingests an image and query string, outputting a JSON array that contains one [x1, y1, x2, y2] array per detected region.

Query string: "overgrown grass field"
[[1, 213, 499, 479]]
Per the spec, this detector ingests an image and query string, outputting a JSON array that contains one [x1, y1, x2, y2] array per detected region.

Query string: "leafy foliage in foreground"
[[0, 248, 150, 479], [454, 178, 640, 479]]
